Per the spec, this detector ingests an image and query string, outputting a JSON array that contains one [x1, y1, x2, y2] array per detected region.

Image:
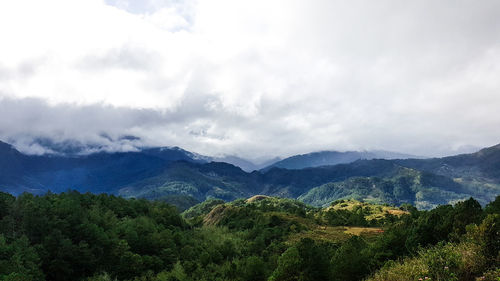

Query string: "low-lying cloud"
[[0, 0, 500, 159]]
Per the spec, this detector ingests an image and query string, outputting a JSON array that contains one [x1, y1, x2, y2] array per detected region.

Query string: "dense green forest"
[[0, 191, 498, 281]]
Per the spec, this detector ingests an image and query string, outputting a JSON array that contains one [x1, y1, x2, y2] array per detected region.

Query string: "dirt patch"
[[203, 204, 232, 226], [246, 195, 271, 203], [387, 209, 408, 216]]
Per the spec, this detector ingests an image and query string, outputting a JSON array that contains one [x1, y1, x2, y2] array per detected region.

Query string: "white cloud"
[[0, 0, 500, 158]]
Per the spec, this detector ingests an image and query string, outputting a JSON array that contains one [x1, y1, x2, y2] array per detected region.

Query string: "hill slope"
[[298, 167, 479, 209]]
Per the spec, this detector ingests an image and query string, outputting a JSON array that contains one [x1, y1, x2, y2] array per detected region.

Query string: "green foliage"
[[269, 238, 333, 281], [367, 200, 500, 281], [0, 234, 44, 281], [181, 198, 225, 220], [486, 195, 500, 215], [0, 191, 186, 281], [0, 192, 498, 281], [368, 240, 489, 281], [476, 268, 500, 281], [330, 236, 370, 281]]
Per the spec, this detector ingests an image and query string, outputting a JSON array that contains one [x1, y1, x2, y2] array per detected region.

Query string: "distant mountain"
[[118, 145, 500, 208], [118, 159, 406, 202], [395, 144, 500, 182], [210, 155, 261, 172], [211, 155, 281, 172], [140, 146, 210, 163], [262, 150, 420, 171], [1, 139, 499, 209], [0, 140, 207, 195]]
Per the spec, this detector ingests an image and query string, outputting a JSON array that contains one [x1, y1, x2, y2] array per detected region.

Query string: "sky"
[[0, 0, 500, 159]]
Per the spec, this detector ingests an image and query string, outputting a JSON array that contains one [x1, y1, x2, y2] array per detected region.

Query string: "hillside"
[[298, 167, 492, 209], [1, 192, 497, 281], [118, 161, 258, 201]]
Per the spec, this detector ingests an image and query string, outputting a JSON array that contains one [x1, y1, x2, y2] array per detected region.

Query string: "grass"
[[325, 199, 409, 221], [200, 198, 389, 245], [269, 211, 384, 244], [343, 226, 384, 236]]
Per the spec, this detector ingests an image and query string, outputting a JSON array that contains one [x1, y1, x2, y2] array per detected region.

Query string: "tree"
[[331, 236, 369, 281], [268, 246, 301, 281]]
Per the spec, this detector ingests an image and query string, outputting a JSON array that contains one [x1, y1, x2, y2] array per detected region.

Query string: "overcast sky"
[[0, 0, 500, 159]]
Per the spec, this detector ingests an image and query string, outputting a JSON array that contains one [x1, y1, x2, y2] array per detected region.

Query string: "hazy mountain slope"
[[24, 152, 168, 194], [396, 143, 500, 182], [210, 155, 264, 172], [141, 146, 210, 163], [0, 141, 35, 194], [263, 150, 419, 171], [0, 141, 24, 180], [0, 140, 206, 195]]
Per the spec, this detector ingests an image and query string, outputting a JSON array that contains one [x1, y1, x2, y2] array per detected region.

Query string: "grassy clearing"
[[325, 199, 409, 221], [287, 225, 383, 244], [344, 226, 384, 236]]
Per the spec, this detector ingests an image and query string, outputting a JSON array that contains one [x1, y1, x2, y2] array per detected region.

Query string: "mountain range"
[[0, 140, 499, 209], [262, 150, 420, 171]]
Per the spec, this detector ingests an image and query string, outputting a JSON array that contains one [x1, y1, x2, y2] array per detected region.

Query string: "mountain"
[[297, 145, 500, 208], [0, 140, 207, 195], [118, 145, 500, 208], [298, 167, 475, 209], [395, 143, 500, 181], [210, 155, 280, 172], [118, 158, 495, 209], [262, 150, 420, 171], [0, 141, 29, 193], [118, 161, 258, 201], [210, 155, 263, 172], [140, 146, 210, 163], [17, 137, 279, 172], [1, 139, 499, 209], [118, 159, 411, 202]]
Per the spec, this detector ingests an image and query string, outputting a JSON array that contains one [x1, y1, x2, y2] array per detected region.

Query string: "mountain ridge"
[[262, 150, 421, 171], [1, 140, 499, 209]]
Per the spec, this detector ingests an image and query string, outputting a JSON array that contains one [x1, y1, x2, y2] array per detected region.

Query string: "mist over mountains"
[[1, 139, 499, 209]]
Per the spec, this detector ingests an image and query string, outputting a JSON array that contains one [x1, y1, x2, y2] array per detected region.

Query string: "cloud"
[[0, 0, 500, 158]]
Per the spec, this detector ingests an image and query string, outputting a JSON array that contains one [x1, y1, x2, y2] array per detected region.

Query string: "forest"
[[0, 191, 499, 281]]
